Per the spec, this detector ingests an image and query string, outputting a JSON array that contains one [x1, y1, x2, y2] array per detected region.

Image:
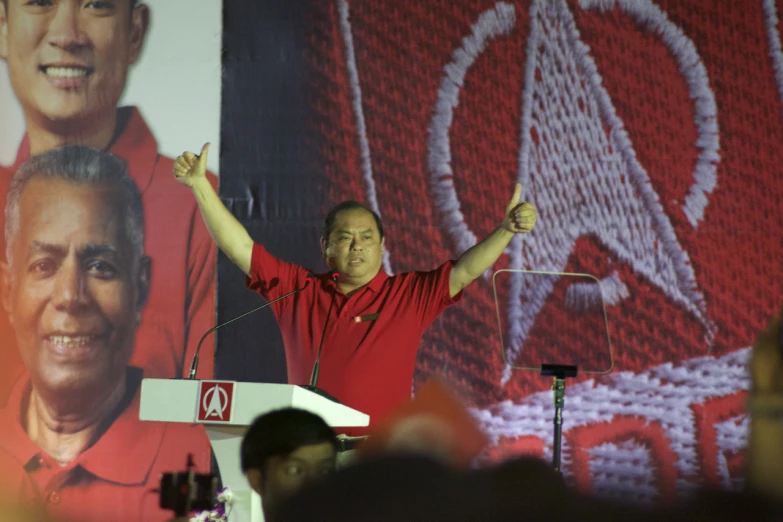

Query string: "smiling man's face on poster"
[[0, 0, 148, 133]]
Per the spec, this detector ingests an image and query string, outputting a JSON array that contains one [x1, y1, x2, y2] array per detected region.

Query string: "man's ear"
[[320, 237, 328, 259], [1, 261, 14, 326], [135, 256, 151, 321], [128, 3, 150, 65], [0, 2, 9, 61], [245, 469, 265, 496]]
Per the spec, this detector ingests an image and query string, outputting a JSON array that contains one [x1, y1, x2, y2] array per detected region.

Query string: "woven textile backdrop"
[[219, 0, 783, 505]]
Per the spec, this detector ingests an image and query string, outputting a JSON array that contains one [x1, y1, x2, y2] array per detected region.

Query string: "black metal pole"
[[541, 364, 576, 474], [552, 376, 565, 473]]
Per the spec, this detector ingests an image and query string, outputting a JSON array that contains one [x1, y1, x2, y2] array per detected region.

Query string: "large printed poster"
[[219, 0, 783, 505], [0, 1, 221, 520]]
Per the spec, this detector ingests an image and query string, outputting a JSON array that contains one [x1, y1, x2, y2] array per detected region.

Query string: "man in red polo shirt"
[[0, 147, 211, 522], [0, 0, 217, 405], [174, 143, 537, 434]]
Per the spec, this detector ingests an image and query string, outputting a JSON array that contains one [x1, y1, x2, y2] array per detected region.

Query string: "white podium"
[[139, 379, 369, 522]]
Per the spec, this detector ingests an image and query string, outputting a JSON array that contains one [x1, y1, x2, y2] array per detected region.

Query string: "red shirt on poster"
[[0, 107, 218, 405], [246, 243, 462, 435], [0, 368, 212, 522]]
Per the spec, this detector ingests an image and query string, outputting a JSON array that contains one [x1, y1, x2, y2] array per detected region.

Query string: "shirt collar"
[[365, 269, 390, 292], [323, 269, 389, 295], [0, 367, 165, 486], [10, 106, 157, 194]]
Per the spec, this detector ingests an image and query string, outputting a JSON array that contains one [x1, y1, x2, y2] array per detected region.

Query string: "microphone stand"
[[299, 271, 342, 403], [540, 364, 578, 473], [188, 276, 313, 380]]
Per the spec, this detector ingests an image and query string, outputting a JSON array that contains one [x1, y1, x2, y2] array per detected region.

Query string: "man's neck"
[[25, 373, 128, 466], [25, 111, 119, 155], [337, 281, 362, 296], [338, 275, 376, 296]]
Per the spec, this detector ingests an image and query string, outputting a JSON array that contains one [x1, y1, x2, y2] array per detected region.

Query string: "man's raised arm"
[[174, 143, 254, 275], [449, 183, 537, 298]]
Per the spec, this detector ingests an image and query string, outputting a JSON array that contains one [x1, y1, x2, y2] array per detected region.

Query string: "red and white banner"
[[260, 0, 783, 502]]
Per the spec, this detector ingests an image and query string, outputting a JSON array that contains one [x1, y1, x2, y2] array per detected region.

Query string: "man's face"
[[321, 208, 384, 284], [0, 0, 148, 127], [249, 442, 336, 514], [1, 178, 149, 397]]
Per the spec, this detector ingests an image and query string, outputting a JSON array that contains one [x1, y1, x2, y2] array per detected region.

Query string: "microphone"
[[187, 273, 314, 380], [299, 270, 341, 403]]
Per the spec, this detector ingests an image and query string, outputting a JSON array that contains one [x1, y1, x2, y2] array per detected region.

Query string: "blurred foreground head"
[[240, 408, 338, 520], [358, 379, 489, 468], [745, 304, 783, 500]]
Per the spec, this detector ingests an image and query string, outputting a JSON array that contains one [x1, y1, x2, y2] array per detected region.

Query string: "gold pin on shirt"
[[353, 313, 380, 323]]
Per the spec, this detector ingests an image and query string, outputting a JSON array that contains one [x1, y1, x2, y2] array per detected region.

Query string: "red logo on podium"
[[197, 381, 236, 423]]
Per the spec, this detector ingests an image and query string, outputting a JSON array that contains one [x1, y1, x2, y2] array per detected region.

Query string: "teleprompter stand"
[[492, 269, 614, 476], [540, 364, 578, 473]]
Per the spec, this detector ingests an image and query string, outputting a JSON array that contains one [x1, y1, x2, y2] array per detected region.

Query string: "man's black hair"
[[240, 408, 338, 474], [6, 146, 145, 267], [322, 201, 384, 241]]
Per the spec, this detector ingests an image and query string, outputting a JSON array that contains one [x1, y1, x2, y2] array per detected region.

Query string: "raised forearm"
[[190, 177, 254, 275], [450, 226, 515, 296], [448, 184, 537, 297]]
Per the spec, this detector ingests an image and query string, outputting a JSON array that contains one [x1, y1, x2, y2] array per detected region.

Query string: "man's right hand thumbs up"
[[174, 142, 210, 187]]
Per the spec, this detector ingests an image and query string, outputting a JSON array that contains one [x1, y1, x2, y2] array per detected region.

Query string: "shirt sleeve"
[[409, 260, 463, 329], [245, 243, 312, 302]]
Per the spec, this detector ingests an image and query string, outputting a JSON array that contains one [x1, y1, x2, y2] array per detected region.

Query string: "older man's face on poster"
[[2, 176, 148, 397]]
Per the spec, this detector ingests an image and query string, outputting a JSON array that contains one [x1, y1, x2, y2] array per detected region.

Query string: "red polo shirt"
[[0, 106, 218, 405], [0, 368, 212, 522], [0, 446, 38, 509], [246, 243, 462, 435]]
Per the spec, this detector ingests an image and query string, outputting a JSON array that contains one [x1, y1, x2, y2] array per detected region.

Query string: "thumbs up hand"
[[501, 183, 537, 234], [173, 143, 211, 188]]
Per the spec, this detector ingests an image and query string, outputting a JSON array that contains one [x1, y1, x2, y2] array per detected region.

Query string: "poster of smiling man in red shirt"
[[0, 146, 212, 522], [0, 0, 220, 405]]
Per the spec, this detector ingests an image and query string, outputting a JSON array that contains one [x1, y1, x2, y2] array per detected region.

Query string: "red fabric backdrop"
[[289, 0, 783, 503]]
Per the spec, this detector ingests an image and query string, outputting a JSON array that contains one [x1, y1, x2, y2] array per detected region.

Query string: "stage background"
[[219, 0, 783, 505]]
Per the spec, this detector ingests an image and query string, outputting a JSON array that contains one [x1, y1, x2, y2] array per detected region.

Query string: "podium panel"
[[139, 379, 369, 522]]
